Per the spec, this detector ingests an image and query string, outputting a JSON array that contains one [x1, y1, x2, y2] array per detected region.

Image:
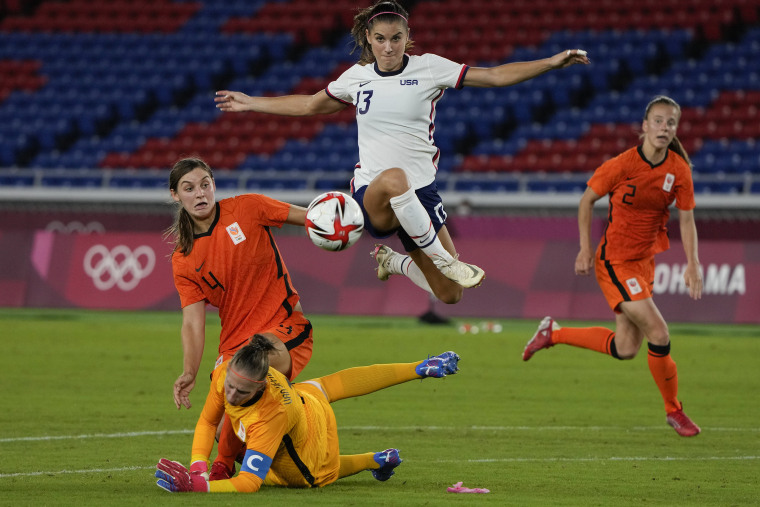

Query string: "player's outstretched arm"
[[463, 49, 589, 88], [285, 204, 307, 227], [215, 89, 345, 116]]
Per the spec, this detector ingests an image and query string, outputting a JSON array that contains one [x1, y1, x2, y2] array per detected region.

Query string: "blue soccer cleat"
[[415, 351, 460, 378], [372, 448, 402, 481]]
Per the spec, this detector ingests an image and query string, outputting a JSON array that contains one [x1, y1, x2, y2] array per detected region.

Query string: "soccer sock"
[[314, 362, 419, 402], [401, 256, 434, 294], [647, 342, 681, 413], [215, 415, 245, 469], [338, 453, 377, 478], [389, 188, 453, 265], [553, 327, 619, 357]]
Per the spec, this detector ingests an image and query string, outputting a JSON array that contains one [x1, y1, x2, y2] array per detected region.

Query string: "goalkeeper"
[[155, 335, 460, 493]]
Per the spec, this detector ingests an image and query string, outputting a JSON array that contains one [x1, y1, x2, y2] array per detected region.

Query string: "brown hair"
[[641, 95, 693, 169], [350, 1, 413, 66], [164, 157, 214, 255], [229, 335, 275, 382]]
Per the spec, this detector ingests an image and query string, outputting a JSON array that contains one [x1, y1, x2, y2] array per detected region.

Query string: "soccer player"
[[214, 0, 589, 305], [155, 336, 460, 493], [167, 157, 314, 478], [522, 96, 703, 437]]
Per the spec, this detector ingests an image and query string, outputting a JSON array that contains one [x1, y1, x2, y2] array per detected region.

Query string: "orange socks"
[[647, 342, 681, 413], [314, 362, 419, 402], [338, 453, 377, 478], [553, 326, 618, 357]]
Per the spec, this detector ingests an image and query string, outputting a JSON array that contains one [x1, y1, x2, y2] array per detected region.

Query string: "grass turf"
[[0, 308, 758, 506]]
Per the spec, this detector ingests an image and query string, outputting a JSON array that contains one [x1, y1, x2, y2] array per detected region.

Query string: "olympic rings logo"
[[83, 245, 156, 291]]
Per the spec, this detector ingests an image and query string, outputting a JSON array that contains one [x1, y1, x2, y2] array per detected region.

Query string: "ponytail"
[[668, 135, 693, 169], [229, 335, 275, 382]]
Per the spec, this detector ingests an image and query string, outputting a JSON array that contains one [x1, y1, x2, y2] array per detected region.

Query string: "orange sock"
[[647, 342, 681, 413], [338, 453, 377, 478], [314, 363, 419, 402], [215, 414, 245, 469], [553, 327, 618, 356]]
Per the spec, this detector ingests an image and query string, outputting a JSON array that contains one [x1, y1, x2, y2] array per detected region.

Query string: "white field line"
[[1, 425, 758, 444], [1, 457, 759, 479], [0, 465, 155, 478]]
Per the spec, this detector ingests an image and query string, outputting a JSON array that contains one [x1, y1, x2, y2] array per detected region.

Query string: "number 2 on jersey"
[[622, 184, 636, 205], [356, 90, 373, 115]]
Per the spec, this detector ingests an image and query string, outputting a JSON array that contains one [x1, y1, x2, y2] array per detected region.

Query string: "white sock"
[[395, 255, 433, 295], [389, 188, 453, 266]]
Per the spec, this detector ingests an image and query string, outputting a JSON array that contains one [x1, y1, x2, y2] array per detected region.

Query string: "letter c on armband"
[[240, 449, 273, 480]]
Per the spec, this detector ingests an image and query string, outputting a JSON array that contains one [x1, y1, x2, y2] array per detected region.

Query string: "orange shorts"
[[595, 251, 655, 313], [215, 311, 314, 381]]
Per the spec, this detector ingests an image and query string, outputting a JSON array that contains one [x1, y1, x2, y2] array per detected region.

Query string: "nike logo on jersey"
[[195, 261, 205, 272], [359, 81, 371, 87]]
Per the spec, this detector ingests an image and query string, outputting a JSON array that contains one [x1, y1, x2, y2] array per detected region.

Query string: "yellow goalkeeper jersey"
[[191, 363, 340, 493]]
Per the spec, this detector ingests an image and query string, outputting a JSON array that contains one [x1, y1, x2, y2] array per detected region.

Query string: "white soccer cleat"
[[372, 244, 398, 281], [435, 255, 485, 288]]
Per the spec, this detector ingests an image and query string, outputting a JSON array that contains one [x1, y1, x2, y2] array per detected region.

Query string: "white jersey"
[[326, 54, 468, 190]]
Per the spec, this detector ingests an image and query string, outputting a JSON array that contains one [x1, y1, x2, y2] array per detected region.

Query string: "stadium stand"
[[0, 0, 758, 198]]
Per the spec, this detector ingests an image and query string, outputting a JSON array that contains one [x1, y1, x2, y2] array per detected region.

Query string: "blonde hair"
[[641, 95, 693, 169], [350, 1, 414, 66], [164, 157, 214, 255], [229, 335, 275, 382]]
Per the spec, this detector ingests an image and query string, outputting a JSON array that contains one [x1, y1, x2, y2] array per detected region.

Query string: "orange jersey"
[[588, 146, 695, 261], [191, 365, 340, 493], [172, 194, 300, 357]]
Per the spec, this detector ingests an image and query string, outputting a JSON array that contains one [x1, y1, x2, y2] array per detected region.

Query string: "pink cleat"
[[447, 481, 490, 494], [666, 407, 701, 437], [522, 316, 559, 361]]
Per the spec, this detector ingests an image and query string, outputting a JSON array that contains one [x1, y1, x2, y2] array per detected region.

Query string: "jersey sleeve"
[[423, 53, 469, 89], [325, 66, 355, 105], [587, 155, 625, 196], [209, 408, 288, 493], [190, 373, 226, 466], [171, 256, 206, 308], [236, 194, 292, 229]]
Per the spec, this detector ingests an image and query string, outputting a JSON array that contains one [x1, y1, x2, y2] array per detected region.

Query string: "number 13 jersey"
[[326, 53, 468, 191]]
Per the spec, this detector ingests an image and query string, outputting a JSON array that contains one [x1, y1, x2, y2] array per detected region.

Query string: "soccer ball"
[[304, 191, 364, 251]]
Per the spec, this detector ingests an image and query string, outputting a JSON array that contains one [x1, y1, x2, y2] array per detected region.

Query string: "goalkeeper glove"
[[155, 458, 209, 493]]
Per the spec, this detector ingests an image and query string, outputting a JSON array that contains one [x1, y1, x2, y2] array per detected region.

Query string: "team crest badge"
[[237, 421, 246, 441], [626, 277, 643, 295], [662, 173, 675, 192], [226, 222, 246, 245]]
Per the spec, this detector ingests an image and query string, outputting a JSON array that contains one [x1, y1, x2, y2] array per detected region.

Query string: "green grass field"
[[1, 308, 758, 506]]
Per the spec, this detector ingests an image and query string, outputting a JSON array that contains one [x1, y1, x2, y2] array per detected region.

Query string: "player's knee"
[[376, 167, 411, 196], [435, 285, 463, 304], [610, 338, 640, 360]]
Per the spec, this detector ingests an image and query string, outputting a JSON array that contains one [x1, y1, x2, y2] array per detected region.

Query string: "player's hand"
[[173, 373, 196, 410], [551, 49, 590, 69], [683, 262, 703, 300], [155, 459, 209, 493], [574, 248, 594, 276], [215, 90, 252, 112], [190, 460, 210, 481]]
